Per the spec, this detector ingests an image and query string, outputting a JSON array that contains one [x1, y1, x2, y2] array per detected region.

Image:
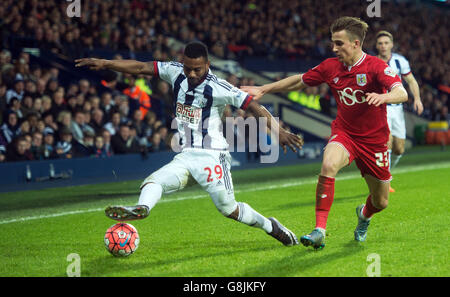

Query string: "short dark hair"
[[184, 41, 208, 60]]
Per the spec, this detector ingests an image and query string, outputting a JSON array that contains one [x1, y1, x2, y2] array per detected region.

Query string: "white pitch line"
[[1, 161, 449, 225]]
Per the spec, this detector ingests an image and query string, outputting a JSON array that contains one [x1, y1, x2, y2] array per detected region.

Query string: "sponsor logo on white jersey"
[[176, 102, 202, 125]]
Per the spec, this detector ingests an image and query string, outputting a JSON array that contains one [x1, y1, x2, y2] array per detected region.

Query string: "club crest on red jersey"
[[356, 74, 367, 86]]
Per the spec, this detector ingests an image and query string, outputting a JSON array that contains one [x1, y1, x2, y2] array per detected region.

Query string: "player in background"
[[375, 31, 424, 192], [75, 42, 304, 246], [242, 17, 408, 248]]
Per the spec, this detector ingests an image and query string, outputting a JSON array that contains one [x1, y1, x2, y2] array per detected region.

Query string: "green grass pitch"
[[0, 146, 449, 277]]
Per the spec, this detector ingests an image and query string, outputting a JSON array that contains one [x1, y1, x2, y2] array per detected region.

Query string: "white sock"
[[138, 183, 163, 211], [391, 154, 403, 170], [237, 202, 273, 233], [315, 227, 326, 236]]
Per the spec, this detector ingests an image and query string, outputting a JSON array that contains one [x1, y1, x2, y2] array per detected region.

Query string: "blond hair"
[[376, 30, 394, 42], [330, 16, 369, 45]]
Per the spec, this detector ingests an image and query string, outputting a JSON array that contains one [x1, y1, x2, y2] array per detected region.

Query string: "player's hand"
[[240, 86, 266, 101], [278, 129, 304, 154], [365, 92, 387, 107], [75, 58, 106, 71], [414, 99, 424, 115]]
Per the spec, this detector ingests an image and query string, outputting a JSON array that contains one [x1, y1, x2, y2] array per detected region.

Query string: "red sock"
[[315, 175, 335, 230], [362, 195, 382, 219]]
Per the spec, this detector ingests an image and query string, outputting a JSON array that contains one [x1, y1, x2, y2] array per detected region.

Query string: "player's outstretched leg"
[[105, 182, 163, 221], [300, 228, 325, 250], [230, 202, 298, 246], [210, 190, 298, 246]]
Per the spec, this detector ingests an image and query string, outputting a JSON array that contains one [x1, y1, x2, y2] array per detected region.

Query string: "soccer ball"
[[104, 223, 140, 257]]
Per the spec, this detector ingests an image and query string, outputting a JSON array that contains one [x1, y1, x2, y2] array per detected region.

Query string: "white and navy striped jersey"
[[386, 52, 411, 106], [154, 61, 253, 151], [387, 52, 411, 79]]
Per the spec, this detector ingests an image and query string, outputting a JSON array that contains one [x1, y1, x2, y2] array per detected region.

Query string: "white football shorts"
[[387, 104, 406, 139], [140, 148, 234, 196]]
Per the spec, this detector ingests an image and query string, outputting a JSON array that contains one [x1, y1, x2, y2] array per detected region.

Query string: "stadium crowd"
[[0, 46, 179, 162], [0, 0, 449, 162]]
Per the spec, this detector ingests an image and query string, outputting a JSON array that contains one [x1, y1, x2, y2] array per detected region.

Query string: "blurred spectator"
[[122, 74, 151, 120], [5, 136, 34, 162], [70, 109, 95, 143], [100, 128, 114, 156], [54, 127, 75, 159], [0, 84, 7, 122], [32, 97, 43, 115], [111, 123, 140, 154], [6, 78, 25, 104], [50, 91, 68, 118], [42, 127, 56, 159], [148, 131, 166, 153], [42, 111, 59, 132], [152, 80, 174, 118], [8, 97, 23, 119], [142, 110, 157, 139], [92, 135, 112, 158], [100, 92, 115, 121], [30, 130, 45, 160], [78, 79, 90, 97], [90, 108, 105, 133], [0, 145, 5, 162], [1, 111, 20, 144], [103, 111, 122, 136], [56, 110, 72, 134], [73, 130, 95, 157], [66, 95, 78, 114], [131, 109, 145, 140], [26, 112, 40, 134], [20, 95, 34, 117]]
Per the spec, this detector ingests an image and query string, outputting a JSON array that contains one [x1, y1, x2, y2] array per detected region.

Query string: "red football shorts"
[[327, 128, 392, 182]]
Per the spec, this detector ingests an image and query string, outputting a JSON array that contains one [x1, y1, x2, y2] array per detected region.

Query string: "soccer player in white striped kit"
[[75, 42, 304, 246], [375, 31, 424, 192]]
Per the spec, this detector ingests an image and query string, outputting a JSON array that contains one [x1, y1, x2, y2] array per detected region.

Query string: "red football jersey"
[[302, 52, 402, 145]]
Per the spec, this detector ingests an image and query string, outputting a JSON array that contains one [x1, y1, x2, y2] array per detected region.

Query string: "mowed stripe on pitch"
[[1, 161, 449, 225]]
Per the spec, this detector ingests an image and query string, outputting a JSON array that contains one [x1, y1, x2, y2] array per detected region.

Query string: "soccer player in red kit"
[[241, 17, 408, 249]]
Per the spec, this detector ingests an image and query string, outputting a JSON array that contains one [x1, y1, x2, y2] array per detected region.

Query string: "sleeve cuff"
[[153, 61, 159, 77], [240, 95, 253, 110], [389, 82, 403, 91]]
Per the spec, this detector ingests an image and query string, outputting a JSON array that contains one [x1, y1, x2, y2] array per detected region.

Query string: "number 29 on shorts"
[[204, 165, 223, 182]]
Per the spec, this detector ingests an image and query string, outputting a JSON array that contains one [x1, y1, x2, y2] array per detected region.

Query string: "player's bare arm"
[[241, 74, 306, 101], [245, 100, 304, 154], [366, 85, 408, 107], [403, 73, 423, 115], [75, 58, 155, 75]]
